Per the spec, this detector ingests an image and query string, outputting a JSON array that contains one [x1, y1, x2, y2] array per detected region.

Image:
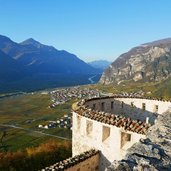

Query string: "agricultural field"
[[91, 77, 171, 100], [0, 92, 73, 152]]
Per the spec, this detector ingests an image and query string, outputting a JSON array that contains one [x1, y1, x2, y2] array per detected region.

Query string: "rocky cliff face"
[[106, 110, 171, 171], [100, 38, 171, 85]]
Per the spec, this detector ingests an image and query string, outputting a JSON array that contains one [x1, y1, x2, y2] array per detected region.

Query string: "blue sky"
[[0, 1, 171, 62]]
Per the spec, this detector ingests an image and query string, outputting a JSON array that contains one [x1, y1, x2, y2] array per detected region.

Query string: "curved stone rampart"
[[74, 106, 150, 135], [75, 95, 171, 124], [72, 96, 171, 171]]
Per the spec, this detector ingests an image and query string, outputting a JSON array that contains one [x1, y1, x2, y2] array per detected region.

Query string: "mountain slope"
[[0, 50, 24, 81], [0, 35, 100, 93], [100, 38, 171, 85]]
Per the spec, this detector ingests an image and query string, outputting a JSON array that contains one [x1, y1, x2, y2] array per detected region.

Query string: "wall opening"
[[77, 115, 81, 130], [131, 102, 134, 108], [142, 103, 146, 111], [101, 102, 105, 111], [86, 120, 93, 137], [153, 105, 158, 113], [146, 117, 149, 124], [121, 101, 124, 108], [102, 126, 110, 142], [92, 104, 96, 110], [121, 132, 131, 148], [111, 101, 114, 110]]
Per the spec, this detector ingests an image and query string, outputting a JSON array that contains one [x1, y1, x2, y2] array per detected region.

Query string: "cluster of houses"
[[49, 86, 101, 108], [114, 90, 145, 97], [38, 115, 72, 130]]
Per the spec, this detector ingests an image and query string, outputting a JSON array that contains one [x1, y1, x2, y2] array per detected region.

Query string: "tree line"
[[0, 139, 72, 171]]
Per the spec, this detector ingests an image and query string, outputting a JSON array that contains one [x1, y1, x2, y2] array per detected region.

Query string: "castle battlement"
[[42, 96, 171, 171], [72, 96, 171, 171], [73, 105, 150, 135]]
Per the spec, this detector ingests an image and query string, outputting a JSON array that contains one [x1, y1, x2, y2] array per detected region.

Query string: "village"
[[38, 86, 102, 130], [49, 86, 101, 108], [38, 114, 72, 130]]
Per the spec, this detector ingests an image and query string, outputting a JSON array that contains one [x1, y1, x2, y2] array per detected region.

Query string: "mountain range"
[[2, 35, 171, 93], [0, 35, 101, 92], [100, 38, 171, 85]]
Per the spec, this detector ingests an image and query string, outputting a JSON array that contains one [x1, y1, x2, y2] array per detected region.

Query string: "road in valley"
[[88, 75, 97, 84], [0, 124, 71, 141]]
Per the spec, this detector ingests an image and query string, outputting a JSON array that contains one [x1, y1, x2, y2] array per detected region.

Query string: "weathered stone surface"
[[40, 149, 99, 171], [100, 38, 171, 85], [106, 110, 171, 171], [106, 161, 132, 171]]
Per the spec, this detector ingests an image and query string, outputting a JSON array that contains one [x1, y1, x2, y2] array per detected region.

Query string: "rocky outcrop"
[[100, 38, 171, 85], [106, 110, 171, 171]]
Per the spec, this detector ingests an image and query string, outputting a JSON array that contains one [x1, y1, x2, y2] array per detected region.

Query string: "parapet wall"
[[41, 149, 99, 171], [65, 152, 99, 171], [72, 111, 146, 171], [85, 96, 171, 124]]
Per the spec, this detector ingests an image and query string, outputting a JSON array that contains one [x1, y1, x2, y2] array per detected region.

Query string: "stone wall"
[[65, 153, 99, 171], [72, 112, 145, 171], [41, 149, 99, 171]]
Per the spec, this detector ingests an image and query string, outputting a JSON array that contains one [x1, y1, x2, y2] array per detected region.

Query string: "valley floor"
[[0, 73, 102, 94], [0, 93, 72, 152]]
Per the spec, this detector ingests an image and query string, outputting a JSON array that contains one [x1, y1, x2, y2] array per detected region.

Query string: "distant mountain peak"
[[25, 38, 37, 42], [88, 60, 111, 71], [21, 38, 43, 48]]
